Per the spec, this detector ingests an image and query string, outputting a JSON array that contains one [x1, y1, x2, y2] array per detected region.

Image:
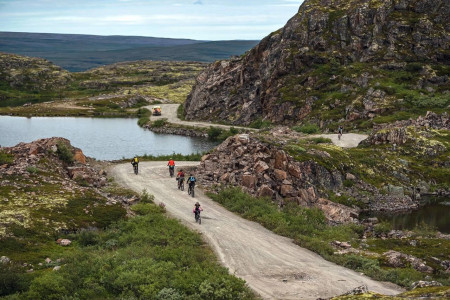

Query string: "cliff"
[[184, 0, 449, 128]]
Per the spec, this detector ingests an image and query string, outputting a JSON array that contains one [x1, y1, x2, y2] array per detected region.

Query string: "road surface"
[[110, 161, 401, 300]]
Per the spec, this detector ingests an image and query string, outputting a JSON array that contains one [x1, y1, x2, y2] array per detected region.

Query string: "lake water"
[[0, 116, 218, 160], [372, 196, 450, 234]]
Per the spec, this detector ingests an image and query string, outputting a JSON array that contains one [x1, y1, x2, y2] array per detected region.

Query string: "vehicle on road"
[[152, 106, 161, 116]]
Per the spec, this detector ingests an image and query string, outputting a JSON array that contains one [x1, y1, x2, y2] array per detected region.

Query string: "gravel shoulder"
[[110, 161, 402, 300]]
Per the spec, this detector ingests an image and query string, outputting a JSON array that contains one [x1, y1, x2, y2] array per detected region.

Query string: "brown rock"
[[258, 185, 274, 198], [73, 149, 86, 164], [242, 174, 257, 189], [254, 160, 270, 173], [220, 173, 230, 182], [315, 198, 359, 224], [274, 150, 287, 170], [281, 184, 294, 196], [274, 169, 287, 181], [288, 164, 302, 179]]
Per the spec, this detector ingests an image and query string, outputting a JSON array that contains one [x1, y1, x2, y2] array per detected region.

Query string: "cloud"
[[193, 0, 203, 5]]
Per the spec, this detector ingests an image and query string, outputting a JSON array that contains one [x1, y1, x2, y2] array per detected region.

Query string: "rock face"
[[184, 0, 449, 126], [197, 133, 359, 224]]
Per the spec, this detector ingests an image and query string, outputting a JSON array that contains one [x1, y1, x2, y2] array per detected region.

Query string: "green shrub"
[[140, 189, 154, 203], [207, 126, 223, 141], [176, 104, 185, 120], [56, 142, 74, 165], [343, 179, 354, 188], [136, 108, 151, 127], [293, 123, 319, 134], [374, 221, 394, 236], [306, 137, 332, 144], [26, 166, 39, 174], [249, 119, 272, 129], [151, 118, 168, 128], [0, 151, 14, 165], [77, 230, 99, 247]]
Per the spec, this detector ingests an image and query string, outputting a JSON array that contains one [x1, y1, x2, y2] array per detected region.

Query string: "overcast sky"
[[0, 0, 303, 40]]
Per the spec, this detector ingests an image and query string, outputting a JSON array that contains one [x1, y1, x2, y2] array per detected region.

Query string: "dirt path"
[[110, 161, 402, 300], [145, 104, 256, 131], [309, 133, 369, 148]]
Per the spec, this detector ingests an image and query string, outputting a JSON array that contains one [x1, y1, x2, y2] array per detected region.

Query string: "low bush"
[[249, 119, 271, 129], [56, 142, 74, 165], [0, 151, 14, 165], [151, 118, 168, 128], [293, 123, 319, 134], [305, 137, 332, 144], [26, 166, 39, 174]]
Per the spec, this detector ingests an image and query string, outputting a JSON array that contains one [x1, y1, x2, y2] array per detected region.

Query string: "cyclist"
[[131, 156, 139, 174], [167, 158, 175, 177], [187, 173, 196, 191], [193, 201, 203, 223], [338, 125, 343, 140], [176, 169, 185, 190]]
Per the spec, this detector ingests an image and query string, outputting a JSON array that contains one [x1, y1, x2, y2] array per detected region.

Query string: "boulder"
[[57, 239, 71, 246], [274, 169, 287, 181], [242, 174, 257, 189], [0, 256, 10, 264], [315, 198, 359, 224], [254, 161, 270, 173], [73, 149, 86, 164], [258, 185, 274, 198]]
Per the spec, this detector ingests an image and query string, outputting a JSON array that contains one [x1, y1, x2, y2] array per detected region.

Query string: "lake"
[[0, 116, 217, 160]]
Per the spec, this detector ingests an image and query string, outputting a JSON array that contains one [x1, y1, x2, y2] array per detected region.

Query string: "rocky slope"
[[184, 0, 449, 128], [0, 138, 129, 240]]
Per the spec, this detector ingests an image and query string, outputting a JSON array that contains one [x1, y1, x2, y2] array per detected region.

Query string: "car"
[[152, 106, 161, 116]]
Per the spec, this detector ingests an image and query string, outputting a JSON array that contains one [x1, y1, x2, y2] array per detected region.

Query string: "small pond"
[[371, 196, 450, 234], [0, 116, 218, 160]]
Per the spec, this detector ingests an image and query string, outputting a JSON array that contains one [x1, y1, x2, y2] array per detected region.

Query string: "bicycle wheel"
[[198, 214, 201, 224], [188, 186, 191, 195], [191, 187, 195, 198], [181, 181, 184, 191]]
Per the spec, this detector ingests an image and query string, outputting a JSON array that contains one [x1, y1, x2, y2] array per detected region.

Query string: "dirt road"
[[110, 161, 401, 300], [146, 104, 256, 131], [309, 133, 368, 148]]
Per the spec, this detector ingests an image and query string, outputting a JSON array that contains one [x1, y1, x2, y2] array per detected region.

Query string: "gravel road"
[[146, 104, 256, 131], [110, 161, 402, 299]]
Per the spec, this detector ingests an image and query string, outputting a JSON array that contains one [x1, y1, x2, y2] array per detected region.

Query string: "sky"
[[0, 0, 303, 40]]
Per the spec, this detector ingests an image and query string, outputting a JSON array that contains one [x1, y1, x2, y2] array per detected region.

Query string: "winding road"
[[110, 162, 402, 300]]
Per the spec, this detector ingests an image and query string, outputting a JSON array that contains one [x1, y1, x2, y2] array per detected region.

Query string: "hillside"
[[0, 53, 206, 114], [184, 0, 450, 129], [0, 32, 258, 71]]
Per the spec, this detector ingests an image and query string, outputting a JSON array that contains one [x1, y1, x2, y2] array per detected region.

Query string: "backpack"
[[189, 176, 196, 182]]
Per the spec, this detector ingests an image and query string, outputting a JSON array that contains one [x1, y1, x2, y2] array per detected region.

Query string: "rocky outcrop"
[[383, 250, 433, 273], [144, 125, 208, 138], [185, 0, 449, 126], [197, 133, 359, 224], [0, 137, 105, 188]]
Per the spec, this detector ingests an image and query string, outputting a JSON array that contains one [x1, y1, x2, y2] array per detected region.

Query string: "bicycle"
[[132, 164, 138, 175], [194, 210, 201, 224], [338, 132, 342, 140], [169, 166, 175, 177], [178, 178, 185, 191], [188, 184, 195, 197]]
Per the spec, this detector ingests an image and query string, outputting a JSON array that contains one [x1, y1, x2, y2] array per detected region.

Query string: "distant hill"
[[0, 32, 258, 71]]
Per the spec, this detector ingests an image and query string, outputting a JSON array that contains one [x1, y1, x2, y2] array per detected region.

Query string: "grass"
[[293, 123, 320, 134], [2, 200, 256, 299], [208, 126, 239, 142], [137, 152, 205, 162]]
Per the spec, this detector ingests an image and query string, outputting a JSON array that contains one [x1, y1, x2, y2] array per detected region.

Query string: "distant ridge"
[[0, 32, 258, 71]]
